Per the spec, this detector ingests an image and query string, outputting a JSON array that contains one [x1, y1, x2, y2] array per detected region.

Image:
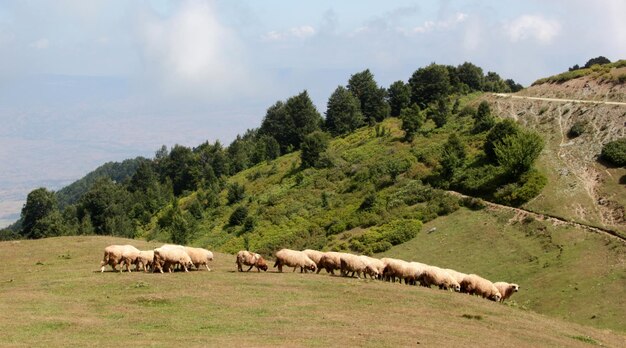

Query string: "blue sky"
[[1, 0, 625, 226]]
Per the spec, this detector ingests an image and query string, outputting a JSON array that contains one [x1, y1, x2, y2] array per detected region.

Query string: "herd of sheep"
[[99, 245, 519, 302]]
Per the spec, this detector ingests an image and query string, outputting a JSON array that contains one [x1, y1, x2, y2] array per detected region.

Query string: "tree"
[[485, 119, 520, 161], [494, 130, 544, 178], [473, 101, 496, 133], [325, 86, 364, 135], [227, 182, 246, 205], [347, 69, 390, 124], [505, 79, 523, 92], [430, 98, 450, 128], [21, 188, 58, 239], [77, 178, 133, 236], [161, 145, 198, 196], [228, 206, 248, 226], [456, 62, 484, 91], [301, 131, 331, 169], [400, 104, 425, 142], [601, 138, 626, 167], [387, 80, 411, 117], [584, 56, 610, 68], [483, 71, 509, 92], [440, 133, 467, 179], [409, 63, 451, 108]]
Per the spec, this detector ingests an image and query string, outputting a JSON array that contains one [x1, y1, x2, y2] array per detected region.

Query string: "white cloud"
[[262, 25, 315, 42], [29, 38, 50, 49], [505, 15, 561, 44], [137, 0, 254, 102], [403, 12, 468, 35]]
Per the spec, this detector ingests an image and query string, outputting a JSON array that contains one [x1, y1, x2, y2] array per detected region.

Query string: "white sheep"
[[460, 274, 502, 301], [316, 252, 345, 275], [340, 253, 369, 278], [381, 258, 411, 283], [185, 247, 214, 271], [153, 245, 193, 273], [274, 249, 317, 273], [302, 249, 325, 267], [418, 265, 461, 291], [134, 250, 154, 272], [236, 250, 268, 272], [444, 268, 467, 285], [359, 255, 385, 279], [493, 282, 520, 302], [100, 245, 140, 273]]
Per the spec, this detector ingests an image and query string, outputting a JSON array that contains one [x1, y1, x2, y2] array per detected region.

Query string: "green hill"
[[1, 236, 624, 347]]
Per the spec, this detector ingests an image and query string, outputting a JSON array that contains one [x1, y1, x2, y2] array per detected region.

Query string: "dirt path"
[[493, 93, 626, 106], [447, 191, 626, 244]]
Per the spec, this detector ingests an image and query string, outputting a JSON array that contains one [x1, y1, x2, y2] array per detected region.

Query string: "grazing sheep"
[[418, 265, 461, 291], [340, 253, 368, 278], [153, 245, 193, 273], [381, 258, 411, 283], [405, 262, 430, 286], [274, 249, 317, 273], [302, 249, 325, 267], [100, 245, 140, 273], [185, 247, 214, 271], [444, 268, 467, 285], [316, 252, 345, 275], [359, 255, 385, 279], [460, 274, 502, 302], [134, 250, 154, 272], [493, 282, 520, 302], [236, 250, 268, 272]]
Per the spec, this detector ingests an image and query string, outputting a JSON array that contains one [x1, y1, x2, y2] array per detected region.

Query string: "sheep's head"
[[512, 283, 520, 292], [257, 258, 268, 272], [453, 283, 461, 292], [491, 292, 502, 302], [307, 264, 317, 272]]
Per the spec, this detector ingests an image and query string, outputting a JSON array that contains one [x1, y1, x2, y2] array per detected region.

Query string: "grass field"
[[1, 235, 624, 347]]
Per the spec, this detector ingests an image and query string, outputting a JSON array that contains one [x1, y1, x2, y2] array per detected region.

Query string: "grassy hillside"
[[1, 236, 624, 347]]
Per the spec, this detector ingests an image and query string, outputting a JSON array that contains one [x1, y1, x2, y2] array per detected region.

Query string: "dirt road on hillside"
[[493, 93, 626, 106]]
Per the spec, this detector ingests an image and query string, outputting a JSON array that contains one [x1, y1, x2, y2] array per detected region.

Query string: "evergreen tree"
[[301, 131, 331, 169], [440, 133, 467, 180], [400, 104, 425, 142], [409, 63, 451, 108], [347, 69, 390, 123], [472, 101, 496, 133], [325, 86, 364, 135], [387, 80, 411, 117]]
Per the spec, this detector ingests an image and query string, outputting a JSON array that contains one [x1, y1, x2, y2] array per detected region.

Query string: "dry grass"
[[0, 236, 624, 347]]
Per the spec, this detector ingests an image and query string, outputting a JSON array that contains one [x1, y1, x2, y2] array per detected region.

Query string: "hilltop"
[[0, 236, 624, 347]]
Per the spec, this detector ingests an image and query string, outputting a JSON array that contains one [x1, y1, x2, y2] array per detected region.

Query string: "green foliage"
[[473, 101, 495, 133], [400, 103, 425, 142], [601, 138, 626, 167], [21, 187, 59, 239], [584, 56, 611, 68], [359, 192, 377, 211], [300, 131, 331, 169], [387, 80, 411, 117], [493, 169, 547, 206], [260, 91, 322, 153], [456, 62, 484, 91], [409, 63, 451, 108], [483, 71, 510, 92], [347, 69, 390, 124], [169, 209, 193, 245], [227, 183, 246, 205], [429, 98, 450, 128], [325, 86, 364, 136], [568, 120, 588, 138], [229, 206, 249, 226], [494, 130, 544, 178], [485, 119, 520, 161], [440, 133, 467, 180]]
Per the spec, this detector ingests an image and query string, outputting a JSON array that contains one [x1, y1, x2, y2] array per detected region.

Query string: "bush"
[[568, 121, 588, 138], [379, 219, 422, 245], [427, 191, 460, 216], [493, 169, 547, 206], [601, 138, 626, 167], [227, 183, 246, 205], [494, 130, 544, 178], [301, 131, 331, 169], [228, 206, 248, 226], [460, 197, 486, 210]]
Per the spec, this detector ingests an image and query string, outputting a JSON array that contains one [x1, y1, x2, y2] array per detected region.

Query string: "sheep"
[[444, 268, 467, 285], [417, 265, 461, 291], [153, 245, 193, 273], [460, 274, 502, 302], [100, 245, 140, 273], [406, 262, 430, 286], [316, 252, 344, 275], [236, 250, 268, 272], [134, 250, 155, 272], [185, 247, 214, 271], [340, 253, 369, 279], [493, 282, 520, 302], [302, 249, 325, 267], [274, 249, 317, 273], [381, 258, 411, 283], [359, 255, 385, 279]]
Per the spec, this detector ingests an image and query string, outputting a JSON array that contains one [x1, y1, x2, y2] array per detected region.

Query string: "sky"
[[1, 0, 625, 227]]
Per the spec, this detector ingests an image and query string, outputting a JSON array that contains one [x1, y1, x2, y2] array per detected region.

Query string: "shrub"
[[460, 197, 486, 210], [427, 191, 460, 216], [568, 120, 588, 138], [494, 130, 544, 178], [227, 183, 246, 205], [601, 138, 626, 167], [301, 131, 331, 169], [379, 219, 422, 245], [493, 169, 547, 206], [359, 192, 377, 211], [228, 206, 248, 226]]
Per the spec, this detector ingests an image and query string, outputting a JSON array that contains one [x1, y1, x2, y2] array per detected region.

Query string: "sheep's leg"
[[246, 265, 254, 272], [205, 264, 211, 272], [294, 266, 298, 273]]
